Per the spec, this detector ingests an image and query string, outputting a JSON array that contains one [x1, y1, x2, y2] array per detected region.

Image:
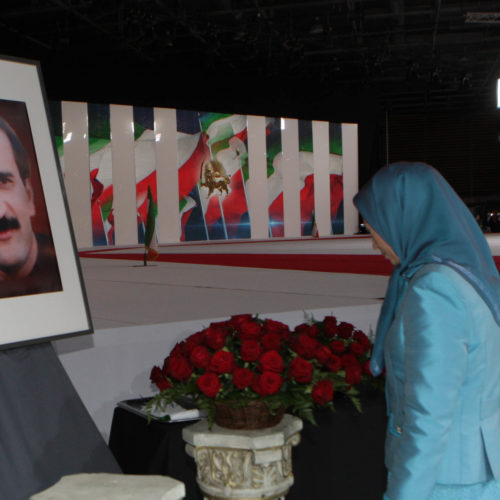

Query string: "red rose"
[[288, 356, 313, 383], [345, 364, 362, 385], [167, 356, 192, 381], [150, 366, 172, 391], [312, 379, 334, 406], [204, 326, 227, 350], [189, 345, 212, 370], [238, 321, 262, 340], [170, 342, 185, 358], [295, 323, 319, 337], [353, 330, 371, 348], [341, 353, 359, 368], [182, 331, 205, 356], [323, 316, 339, 337], [209, 350, 235, 374], [251, 374, 262, 394], [240, 340, 261, 362], [257, 371, 283, 395], [338, 321, 355, 339], [150, 365, 163, 384], [156, 379, 172, 391], [291, 334, 319, 359], [161, 357, 169, 376], [362, 360, 372, 376], [326, 354, 342, 372], [306, 324, 320, 337], [294, 323, 309, 334], [329, 340, 346, 354], [262, 319, 289, 334], [261, 333, 282, 351], [349, 341, 366, 357], [314, 344, 332, 365], [210, 320, 232, 332], [196, 372, 221, 398], [259, 350, 284, 373], [230, 314, 253, 327], [232, 367, 254, 389]]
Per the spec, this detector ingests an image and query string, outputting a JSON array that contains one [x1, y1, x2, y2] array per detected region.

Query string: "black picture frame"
[[0, 55, 92, 347]]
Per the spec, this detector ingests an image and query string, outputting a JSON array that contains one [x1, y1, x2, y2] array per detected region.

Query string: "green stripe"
[[199, 113, 232, 132], [134, 123, 146, 141], [101, 199, 113, 221], [89, 137, 111, 155], [330, 137, 342, 155]]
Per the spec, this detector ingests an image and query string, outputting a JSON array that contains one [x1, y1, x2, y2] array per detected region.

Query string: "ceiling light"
[[465, 12, 500, 24]]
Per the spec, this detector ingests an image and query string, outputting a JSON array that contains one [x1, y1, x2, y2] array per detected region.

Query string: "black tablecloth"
[[109, 394, 387, 500]]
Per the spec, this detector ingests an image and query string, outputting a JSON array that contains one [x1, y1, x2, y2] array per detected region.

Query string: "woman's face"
[[364, 221, 400, 266]]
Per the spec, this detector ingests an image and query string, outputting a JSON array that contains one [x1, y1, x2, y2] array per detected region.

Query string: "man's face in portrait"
[[0, 128, 37, 278]]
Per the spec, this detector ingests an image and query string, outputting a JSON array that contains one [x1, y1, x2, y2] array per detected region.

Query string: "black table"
[[109, 394, 387, 500]]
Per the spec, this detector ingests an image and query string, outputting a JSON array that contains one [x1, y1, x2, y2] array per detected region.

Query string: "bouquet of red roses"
[[148, 313, 376, 425]]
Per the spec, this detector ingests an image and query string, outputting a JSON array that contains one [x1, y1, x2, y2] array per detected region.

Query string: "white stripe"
[[281, 118, 301, 237], [110, 104, 138, 245], [313, 120, 332, 237], [342, 123, 359, 235], [155, 107, 180, 243], [61, 101, 92, 247], [247, 114, 269, 239]]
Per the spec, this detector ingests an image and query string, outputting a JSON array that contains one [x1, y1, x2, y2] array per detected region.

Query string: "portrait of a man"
[[0, 112, 62, 297]]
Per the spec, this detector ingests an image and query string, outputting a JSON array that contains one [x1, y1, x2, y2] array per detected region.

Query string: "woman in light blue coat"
[[354, 162, 500, 500]]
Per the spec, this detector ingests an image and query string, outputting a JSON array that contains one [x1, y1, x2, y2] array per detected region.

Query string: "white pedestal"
[[30, 473, 185, 500], [182, 414, 302, 500]]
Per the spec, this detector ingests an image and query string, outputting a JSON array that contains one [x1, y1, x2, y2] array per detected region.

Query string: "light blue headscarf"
[[354, 162, 500, 376]]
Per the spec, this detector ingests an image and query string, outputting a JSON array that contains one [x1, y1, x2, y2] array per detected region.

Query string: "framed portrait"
[[0, 56, 92, 347]]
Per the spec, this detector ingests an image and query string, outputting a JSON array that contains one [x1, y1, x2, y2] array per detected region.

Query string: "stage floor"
[[79, 256, 388, 330]]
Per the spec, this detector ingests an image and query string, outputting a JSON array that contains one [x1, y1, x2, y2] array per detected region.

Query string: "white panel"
[[110, 105, 137, 245], [312, 121, 331, 237], [247, 115, 269, 239], [154, 108, 179, 242], [281, 118, 301, 238], [342, 123, 359, 235], [61, 101, 92, 248]]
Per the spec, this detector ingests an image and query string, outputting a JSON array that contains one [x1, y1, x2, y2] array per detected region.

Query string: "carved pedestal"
[[182, 415, 302, 500]]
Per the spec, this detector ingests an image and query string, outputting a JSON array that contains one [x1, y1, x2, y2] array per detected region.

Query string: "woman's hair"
[[0, 117, 30, 183]]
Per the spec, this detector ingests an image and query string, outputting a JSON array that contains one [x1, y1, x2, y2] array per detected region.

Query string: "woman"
[[353, 162, 500, 500]]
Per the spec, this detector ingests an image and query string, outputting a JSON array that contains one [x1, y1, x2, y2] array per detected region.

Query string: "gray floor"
[[80, 257, 388, 330]]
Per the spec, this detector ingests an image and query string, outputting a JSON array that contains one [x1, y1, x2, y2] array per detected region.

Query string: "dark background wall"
[[2, 1, 498, 212]]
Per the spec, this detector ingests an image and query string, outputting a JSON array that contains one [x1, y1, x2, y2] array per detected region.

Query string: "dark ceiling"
[[1, 0, 500, 119]]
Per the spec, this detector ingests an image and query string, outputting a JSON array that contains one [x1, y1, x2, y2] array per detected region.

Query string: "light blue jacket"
[[383, 263, 500, 500]]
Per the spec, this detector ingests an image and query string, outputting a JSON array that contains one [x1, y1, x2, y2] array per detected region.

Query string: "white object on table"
[[117, 398, 205, 422], [30, 473, 186, 500]]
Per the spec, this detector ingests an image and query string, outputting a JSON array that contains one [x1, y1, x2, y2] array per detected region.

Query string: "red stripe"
[[79, 250, 500, 276], [80, 252, 395, 275]]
